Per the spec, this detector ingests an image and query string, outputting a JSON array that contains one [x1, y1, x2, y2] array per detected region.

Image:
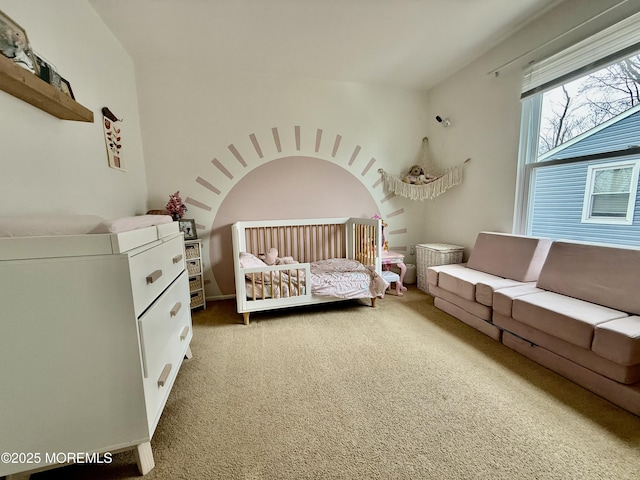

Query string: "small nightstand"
[[184, 239, 206, 309]]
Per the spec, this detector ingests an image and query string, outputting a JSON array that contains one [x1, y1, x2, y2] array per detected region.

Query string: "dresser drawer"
[[129, 236, 186, 317], [138, 271, 192, 431]]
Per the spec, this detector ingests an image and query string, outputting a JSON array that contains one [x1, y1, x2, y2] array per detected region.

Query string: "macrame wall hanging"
[[378, 137, 470, 200]]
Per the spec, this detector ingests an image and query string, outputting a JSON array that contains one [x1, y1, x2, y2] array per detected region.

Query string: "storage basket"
[[416, 243, 464, 293], [187, 259, 201, 275], [189, 274, 202, 291], [185, 242, 200, 259], [190, 290, 204, 309]]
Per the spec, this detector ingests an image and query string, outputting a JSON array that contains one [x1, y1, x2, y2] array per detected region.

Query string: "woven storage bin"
[[185, 242, 200, 259], [416, 243, 464, 293], [189, 274, 202, 291], [187, 259, 201, 275], [190, 290, 204, 308]]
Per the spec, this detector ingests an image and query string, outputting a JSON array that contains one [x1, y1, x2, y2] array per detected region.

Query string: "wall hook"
[[102, 107, 123, 122]]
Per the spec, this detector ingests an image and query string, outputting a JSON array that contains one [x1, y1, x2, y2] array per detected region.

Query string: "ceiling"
[[88, 0, 562, 91]]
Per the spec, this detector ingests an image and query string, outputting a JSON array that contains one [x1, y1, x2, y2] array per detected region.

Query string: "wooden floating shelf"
[[0, 54, 94, 123]]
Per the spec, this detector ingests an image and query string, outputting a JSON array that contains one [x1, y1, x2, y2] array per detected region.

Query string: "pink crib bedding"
[[243, 257, 388, 300]]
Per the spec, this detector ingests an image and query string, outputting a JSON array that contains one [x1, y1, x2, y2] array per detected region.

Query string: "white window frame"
[[514, 11, 640, 236], [581, 159, 640, 225]]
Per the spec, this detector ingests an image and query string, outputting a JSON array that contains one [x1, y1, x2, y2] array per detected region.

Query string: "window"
[[515, 12, 640, 247], [581, 160, 640, 224]]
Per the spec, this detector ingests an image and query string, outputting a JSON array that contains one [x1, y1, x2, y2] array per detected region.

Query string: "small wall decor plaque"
[[102, 107, 124, 171]]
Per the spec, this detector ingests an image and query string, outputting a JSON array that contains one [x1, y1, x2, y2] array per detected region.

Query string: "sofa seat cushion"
[[466, 232, 551, 282], [592, 316, 640, 366], [512, 291, 628, 349], [476, 279, 533, 307], [428, 284, 492, 321], [426, 263, 467, 288], [494, 312, 640, 384], [438, 268, 507, 304], [492, 284, 544, 317]]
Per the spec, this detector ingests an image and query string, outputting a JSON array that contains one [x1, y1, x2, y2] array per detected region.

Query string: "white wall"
[[0, 0, 147, 218], [135, 61, 430, 297], [422, 0, 640, 256]]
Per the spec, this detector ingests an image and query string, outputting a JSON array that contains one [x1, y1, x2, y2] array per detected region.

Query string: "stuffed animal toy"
[[262, 248, 296, 266], [402, 164, 438, 185], [402, 165, 426, 185], [0, 28, 35, 73]]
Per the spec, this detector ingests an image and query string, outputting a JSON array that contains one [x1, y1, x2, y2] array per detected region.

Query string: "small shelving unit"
[[0, 54, 93, 122], [184, 239, 206, 310]]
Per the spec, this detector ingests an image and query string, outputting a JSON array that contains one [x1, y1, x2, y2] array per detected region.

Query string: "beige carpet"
[[34, 287, 640, 479]]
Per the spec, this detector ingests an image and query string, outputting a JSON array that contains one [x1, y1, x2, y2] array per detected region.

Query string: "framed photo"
[[179, 219, 197, 240], [34, 54, 50, 83], [60, 77, 75, 100], [0, 10, 38, 76]]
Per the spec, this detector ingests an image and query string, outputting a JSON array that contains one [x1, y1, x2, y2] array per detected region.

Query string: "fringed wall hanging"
[[378, 137, 470, 200]]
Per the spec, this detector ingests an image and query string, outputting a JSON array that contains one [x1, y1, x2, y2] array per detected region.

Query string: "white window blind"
[[521, 11, 640, 98]]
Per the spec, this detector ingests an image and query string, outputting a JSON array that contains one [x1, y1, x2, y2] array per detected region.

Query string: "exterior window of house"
[[514, 12, 640, 247], [581, 160, 640, 225]]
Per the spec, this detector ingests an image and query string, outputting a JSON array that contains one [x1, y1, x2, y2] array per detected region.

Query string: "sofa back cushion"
[[466, 232, 552, 282], [536, 241, 640, 315]]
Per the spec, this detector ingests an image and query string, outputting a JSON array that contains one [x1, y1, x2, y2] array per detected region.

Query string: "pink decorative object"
[[166, 191, 188, 220]]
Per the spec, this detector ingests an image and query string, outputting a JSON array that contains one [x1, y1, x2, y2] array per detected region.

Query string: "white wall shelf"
[[0, 54, 94, 122]]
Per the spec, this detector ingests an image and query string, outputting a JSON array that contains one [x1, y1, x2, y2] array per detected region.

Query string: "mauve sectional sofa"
[[427, 232, 640, 417]]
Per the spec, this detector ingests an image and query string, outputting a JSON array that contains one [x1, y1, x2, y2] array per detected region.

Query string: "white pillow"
[[240, 252, 274, 284], [239, 251, 267, 268]]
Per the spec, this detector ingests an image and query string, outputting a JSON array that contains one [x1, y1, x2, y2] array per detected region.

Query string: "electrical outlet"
[[410, 246, 415, 255]]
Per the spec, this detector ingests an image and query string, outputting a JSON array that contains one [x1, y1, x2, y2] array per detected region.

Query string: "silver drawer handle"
[[173, 254, 183, 264], [146, 269, 163, 284], [157, 363, 172, 387], [180, 326, 189, 341], [170, 302, 182, 317]]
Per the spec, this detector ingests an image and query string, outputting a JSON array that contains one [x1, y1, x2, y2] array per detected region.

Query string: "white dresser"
[[0, 222, 192, 478]]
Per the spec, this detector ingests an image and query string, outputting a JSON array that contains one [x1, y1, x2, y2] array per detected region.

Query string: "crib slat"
[[251, 273, 257, 301]]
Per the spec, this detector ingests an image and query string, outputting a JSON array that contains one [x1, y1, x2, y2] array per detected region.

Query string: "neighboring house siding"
[[542, 109, 640, 161], [530, 157, 640, 246], [531, 107, 640, 246]]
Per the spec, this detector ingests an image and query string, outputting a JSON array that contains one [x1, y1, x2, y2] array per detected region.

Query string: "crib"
[[232, 217, 385, 324]]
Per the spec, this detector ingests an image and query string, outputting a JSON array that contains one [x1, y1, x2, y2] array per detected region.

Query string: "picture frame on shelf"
[[34, 54, 50, 83], [179, 219, 197, 240], [60, 77, 74, 99], [0, 10, 38, 75], [34, 53, 72, 99]]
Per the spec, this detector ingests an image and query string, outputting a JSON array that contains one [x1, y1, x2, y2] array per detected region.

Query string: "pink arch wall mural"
[[180, 126, 410, 298]]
